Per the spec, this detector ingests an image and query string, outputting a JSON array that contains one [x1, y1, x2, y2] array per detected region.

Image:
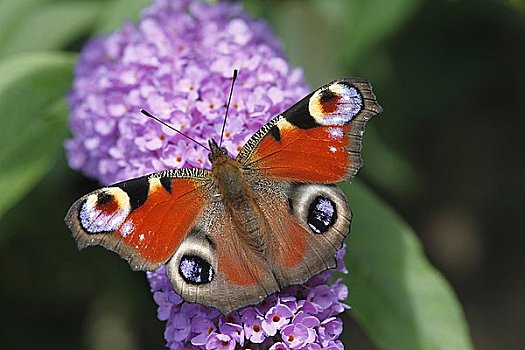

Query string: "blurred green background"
[[0, 0, 523, 349]]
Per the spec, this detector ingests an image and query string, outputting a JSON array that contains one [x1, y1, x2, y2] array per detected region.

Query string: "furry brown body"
[[209, 139, 269, 256]]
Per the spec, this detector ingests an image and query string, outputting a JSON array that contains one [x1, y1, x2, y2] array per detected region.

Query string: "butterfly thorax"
[[208, 139, 268, 253], [208, 139, 249, 201]]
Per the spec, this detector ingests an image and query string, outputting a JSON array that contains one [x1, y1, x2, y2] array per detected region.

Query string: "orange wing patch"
[[276, 220, 308, 268], [115, 178, 206, 264], [246, 123, 352, 183], [217, 245, 264, 286]]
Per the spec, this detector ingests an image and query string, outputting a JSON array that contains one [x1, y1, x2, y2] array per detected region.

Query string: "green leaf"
[[362, 128, 423, 198], [0, 52, 74, 219], [0, 0, 44, 51], [97, 0, 151, 34], [0, 1, 103, 59], [338, 0, 422, 68], [342, 181, 473, 350], [271, 0, 421, 84], [506, 0, 525, 11]]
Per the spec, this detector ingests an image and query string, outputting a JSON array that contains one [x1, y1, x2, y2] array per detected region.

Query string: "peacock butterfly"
[[65, 77, 382, 314]]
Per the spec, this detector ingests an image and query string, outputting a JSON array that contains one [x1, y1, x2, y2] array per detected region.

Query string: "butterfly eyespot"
[[289, 183, 349, 239], [179, 254, 215, 285], [309, 82, 363, 126], [307, 196, 338, 234], [78, 188, 131, 234]]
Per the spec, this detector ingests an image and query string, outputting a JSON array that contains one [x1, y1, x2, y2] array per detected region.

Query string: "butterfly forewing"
[[65, 169, 212, 270], [237, 77, 382, 182]]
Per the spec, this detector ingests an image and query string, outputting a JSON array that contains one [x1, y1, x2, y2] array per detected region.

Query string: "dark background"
[[0, 0, 523, 349]]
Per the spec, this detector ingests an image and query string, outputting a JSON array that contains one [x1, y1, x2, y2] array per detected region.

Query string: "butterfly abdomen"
[[211, 155, 269, 254]]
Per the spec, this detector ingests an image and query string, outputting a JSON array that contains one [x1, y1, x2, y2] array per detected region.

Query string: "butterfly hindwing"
[[164, 201, 281, 314], [237, 77, 382, 182], [65, 168, 211, 270], [247, 174, 351, 288]]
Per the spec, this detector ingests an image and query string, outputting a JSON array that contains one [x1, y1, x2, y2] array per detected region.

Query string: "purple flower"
[[206, 334, 235, 350], [66, 0, 308, 185], [268, 342, 287, 350], [292, 312, 320, 344], [66, 0, 350, 349], [242, 309, 265, 344], [281, 323, 309, 349], [218, 321, 244, 347], [261, 304, 294, 336], [270, 342, 288, 350], [318, 317, 344, 347], [190, 318, 216, 346]]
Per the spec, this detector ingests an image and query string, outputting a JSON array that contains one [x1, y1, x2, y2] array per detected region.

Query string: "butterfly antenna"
[[139, 109, 210, 151], [219, 69, 238, 147]]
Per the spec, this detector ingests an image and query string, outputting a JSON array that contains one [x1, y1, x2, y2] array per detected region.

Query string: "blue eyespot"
[[179, 255, 214, 285], [307, 196, 337, 234]]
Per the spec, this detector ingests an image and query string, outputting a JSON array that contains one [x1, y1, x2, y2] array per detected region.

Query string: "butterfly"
[[65, 77, 382, 314]]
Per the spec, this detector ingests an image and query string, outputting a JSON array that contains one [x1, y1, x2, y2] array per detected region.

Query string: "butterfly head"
[[208, 138, 230, 165]]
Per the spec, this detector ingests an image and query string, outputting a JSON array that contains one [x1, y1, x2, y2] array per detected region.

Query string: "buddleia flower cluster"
[[66, 0, 308, 185], [148, 247, 348, 350], [66, 0, 350, 349]]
